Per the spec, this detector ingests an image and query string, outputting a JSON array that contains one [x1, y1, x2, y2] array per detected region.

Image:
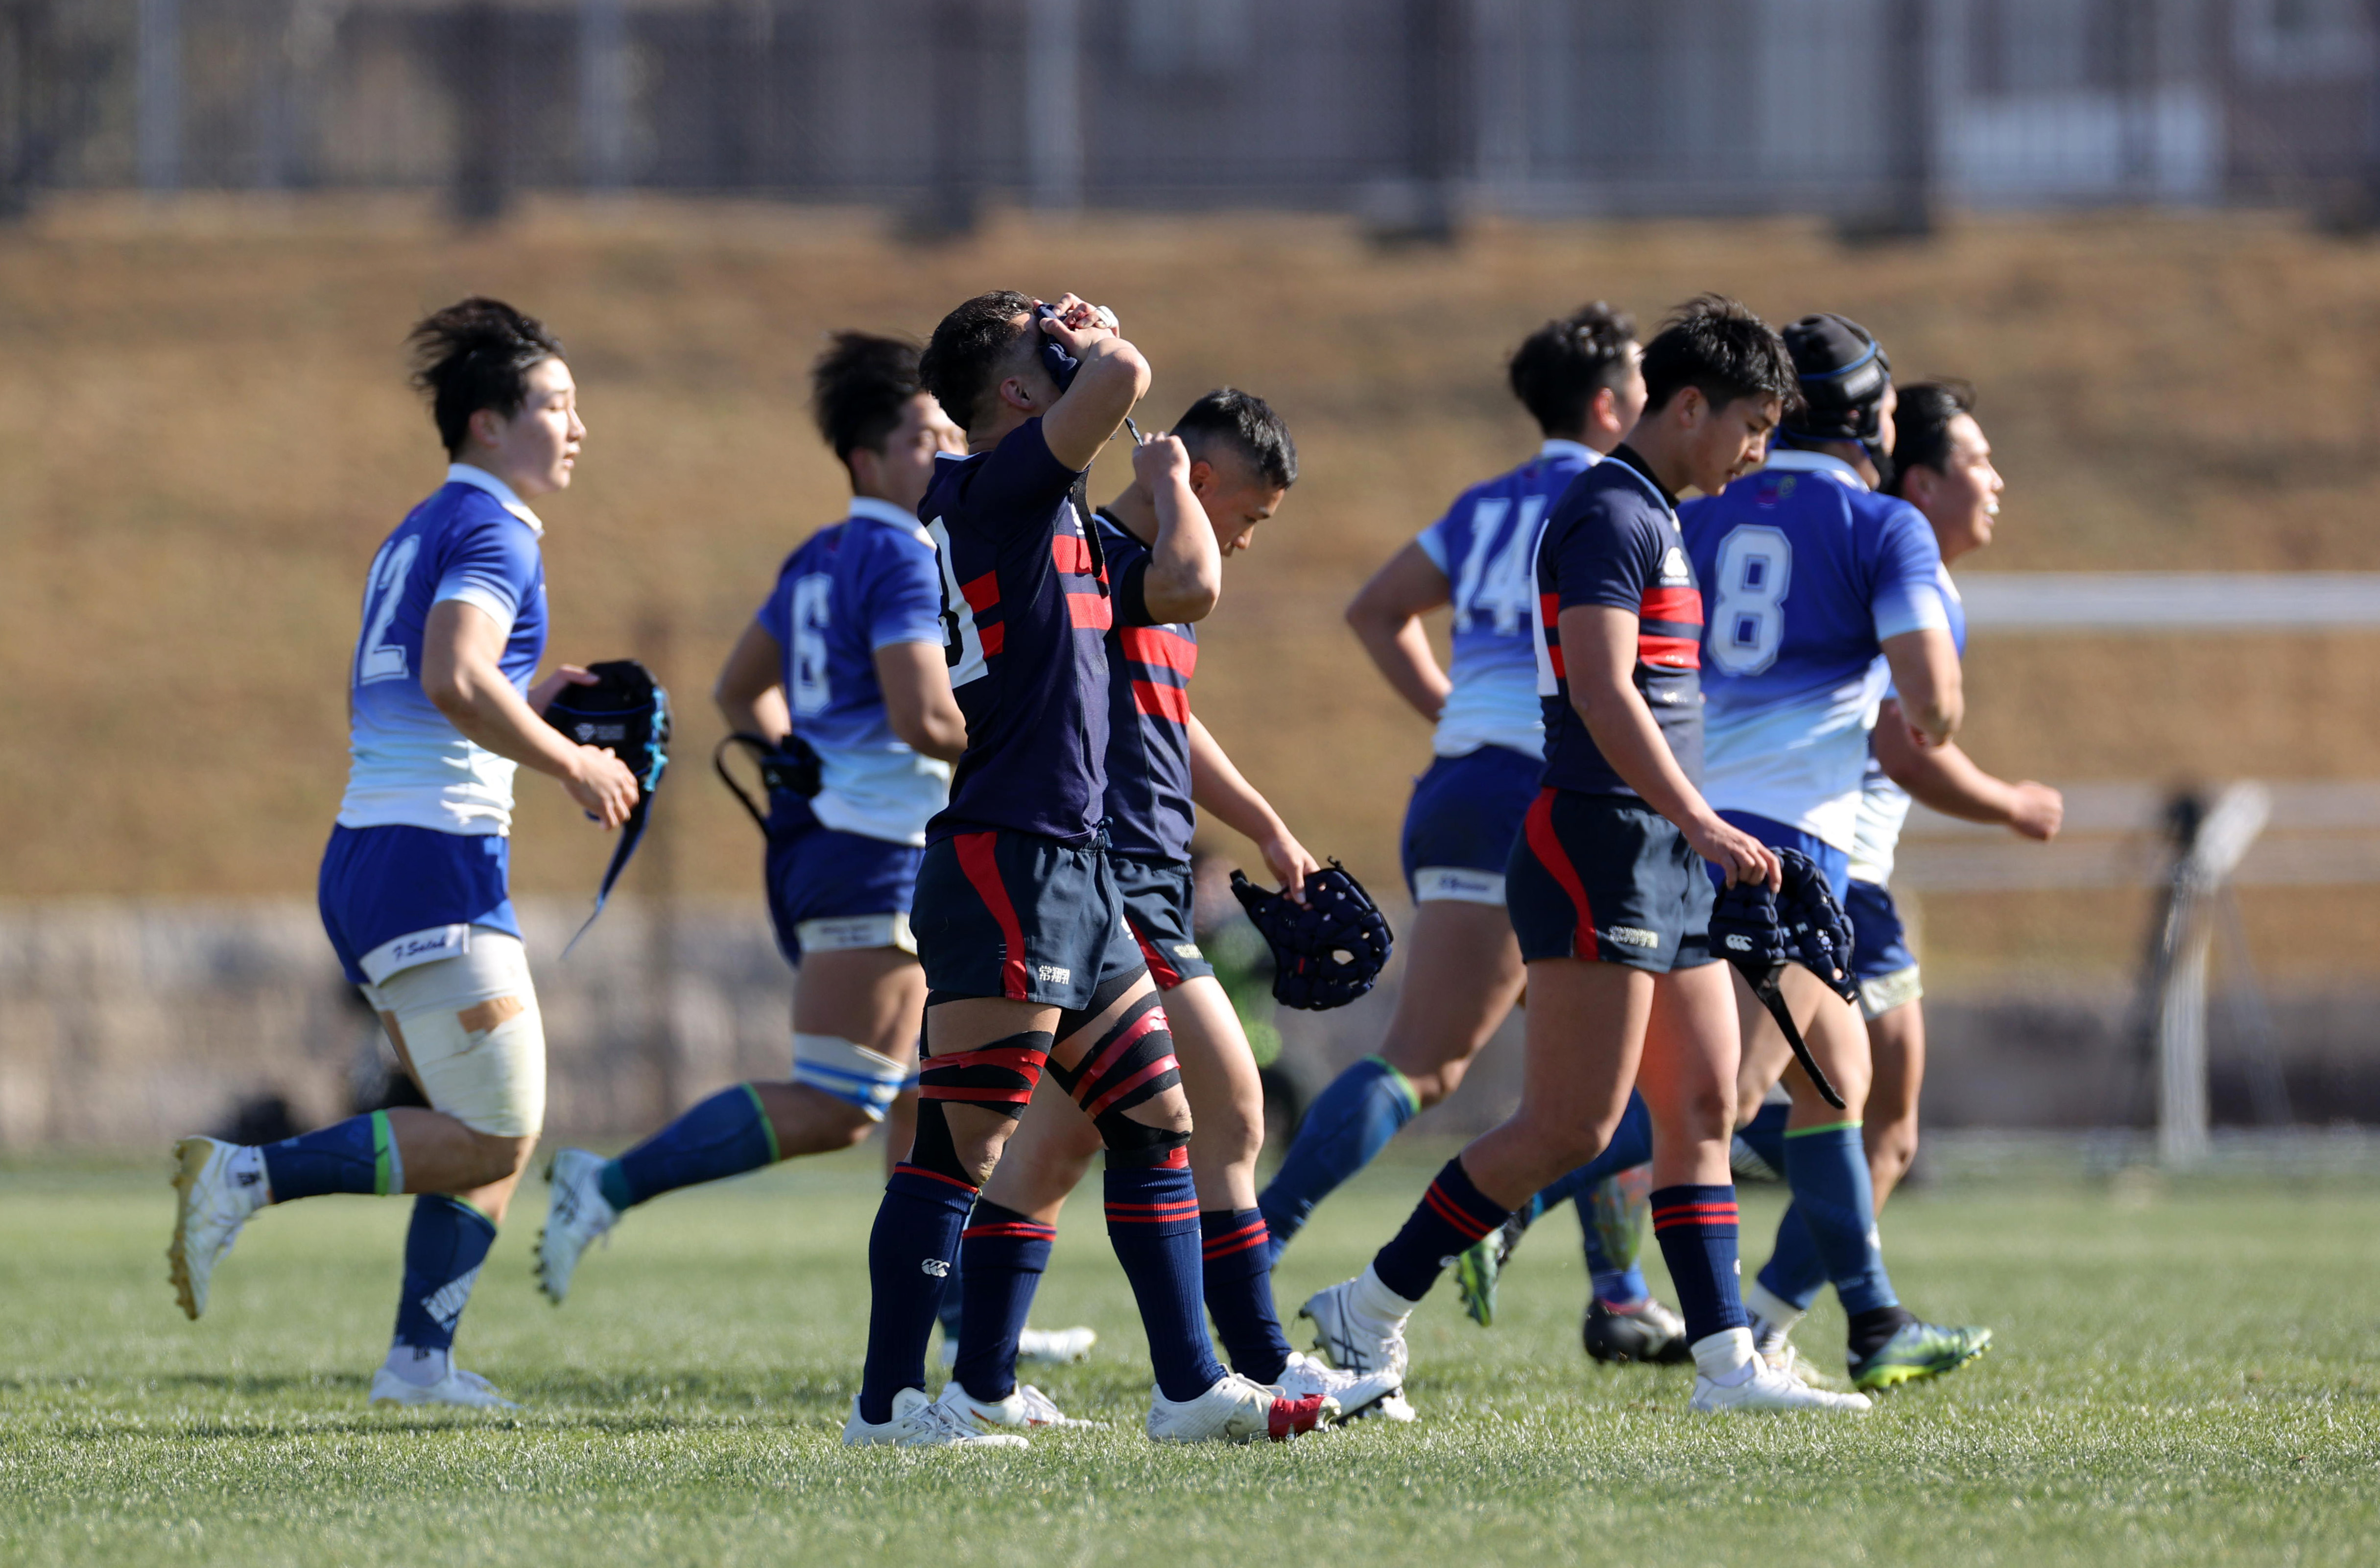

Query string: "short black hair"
[[406, 297, 565, 458], [1507, 302, 1637, 437], [1884, 381, 1978, 497], [918, 289, 1036, 434], [1172, 388, 1298, 491], [1639, 294, 1798, 419], [811, 331, 927, 466]]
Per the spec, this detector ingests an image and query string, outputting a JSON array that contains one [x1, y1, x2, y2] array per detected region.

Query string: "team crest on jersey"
[[1661, 547, 1691, 582]]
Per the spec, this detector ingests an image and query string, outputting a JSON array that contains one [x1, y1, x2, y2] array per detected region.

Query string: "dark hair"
[[811, 331, 927, 465], [918, 289, 1036, 434], [1884, 380, 1978, 497], [1507, 302, 1638, 437], [406, 297, 565, 458], [1172, 387, 1298, 490], [1638, 294, 1797, 419]]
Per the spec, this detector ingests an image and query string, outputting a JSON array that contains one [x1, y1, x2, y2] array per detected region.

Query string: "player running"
[[1681, 316, 1991, 1393], [1299, 296, 1869, 1416], [843, 292, 1326, 1447], [165, 299, 636, 1407], [934, 391, 1405, 1433]]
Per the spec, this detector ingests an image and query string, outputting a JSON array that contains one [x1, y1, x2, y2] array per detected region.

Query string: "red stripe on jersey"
[[1052, 533, 1094, 575], [1523, 788, 1597, 961], [1547, 645, 1567, 680], [1119, 625, 1197, 675], [1640, 586, 1704, 626], [1639, 633, 1701, 669], [1067, 591, 1113, 630], [960, 569, 1000, 612], [1133, 678, 1190, 724], [953, 832, 1030, 1000], [978, 622, 1006, 655], [1540, 591, 1560, 628]]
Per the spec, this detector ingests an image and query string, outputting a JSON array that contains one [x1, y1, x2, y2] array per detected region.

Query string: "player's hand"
[[2006, 781, 2064, 842], [1260, 833, 1321, 905], [1688, 814, 1780, 891], [1037, 293, 1119, 355], [1132, 430, 1190, 487], [564, 746, 640, 830], [528, 664, 598, 714]]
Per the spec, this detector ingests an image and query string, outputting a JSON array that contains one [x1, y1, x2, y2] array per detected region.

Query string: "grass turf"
[[3, 1150, 2376, 1567]]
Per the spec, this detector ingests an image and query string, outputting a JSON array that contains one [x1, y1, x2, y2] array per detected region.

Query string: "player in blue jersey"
[[1681, 315, 1989, 1393], [532, 332, 988, 1303], [932, 391, 1405, 1432], [1301, 297, 1868, 1416], [165, 299, 640, 1407], [845, 292, 1324, 1447], [1257, 303, 1689, 1362]]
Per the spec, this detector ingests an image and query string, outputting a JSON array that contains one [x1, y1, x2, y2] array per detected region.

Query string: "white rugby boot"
[[938, 1323, 1099, 1370], [842, 1387, 1028, 1448], [1271, 1351, 1409, 1424], [535, 1147, 619, 1305], [369, 1349, 521, 1410], [1688, 1328, 1872, 1415], [935, 1380, 1100, 1432], [1299, 1270, 1414, 1383], [168, 1136, 268, 1321], [1148, 1373, 1335, 1444]]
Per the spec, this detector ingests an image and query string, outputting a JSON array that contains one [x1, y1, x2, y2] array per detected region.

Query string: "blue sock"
[[261, 1110, 397, 1201], [1517, 1088, 1656, 1231], [1201, 1209, 1291, 1384], [936, 1247, 968, 1344], [952, 1202, 1052, 1402], [391, 1194, 498, 1354], [603, 1085, 779, 1210], [1777, 1121, 1898, 1317], [1105, 1164, 1229, 1401], [1755, 1205, 1831, 1311], [1650, 1185, 1749, 1346], [1258, 1056, 1418, 1256], [858, 1164, 975, 1424], [1371, 1157, 1510, 1303], [1578, 1182, 1650, 1308], [1738, 1099, 1789, 1177]]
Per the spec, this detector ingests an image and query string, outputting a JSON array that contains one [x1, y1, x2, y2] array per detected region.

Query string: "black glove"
[[1229, 860, 1392, 1012]]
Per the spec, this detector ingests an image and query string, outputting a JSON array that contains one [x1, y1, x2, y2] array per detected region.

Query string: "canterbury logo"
[[1725, 934, 1754, 951], [1604, 925, 1661, 949], [921, 1258, 950, 1278]]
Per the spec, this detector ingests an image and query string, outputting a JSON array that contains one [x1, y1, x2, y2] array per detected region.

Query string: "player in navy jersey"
[[532, 332, 996, 1307], [1682, 316, 1990, 1393], [1301, 297, 1868, 1415], [845, 293, 1323, 1447], [1255, 304, 1689, 1362], [931, 391, 1406, 1432], [165, 299, 639, 1407]]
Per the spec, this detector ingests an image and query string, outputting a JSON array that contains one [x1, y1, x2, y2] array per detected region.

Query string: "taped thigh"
[[371, 931, 546, 1138], [792, 1033, 909, 1122], [906, 1029, 1053, 1185], [1045, 989, 1186, 1166]]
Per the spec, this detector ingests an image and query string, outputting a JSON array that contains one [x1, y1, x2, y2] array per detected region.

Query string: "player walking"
[[1300, 297, 1868, 1416], [165, 299, 636, 1407], [843, 293, 1324, 1447], [1681, 317, 1990, 1392]]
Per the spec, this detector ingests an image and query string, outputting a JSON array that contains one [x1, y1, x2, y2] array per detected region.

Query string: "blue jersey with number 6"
[[1414, 438, 1598, 759], [754, 496, 952, 847], [1679, 448, 1948, 851]]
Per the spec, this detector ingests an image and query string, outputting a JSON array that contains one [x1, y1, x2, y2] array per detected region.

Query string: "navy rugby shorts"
[[763, 804, 924, 966], [1702, 810, 1851, 904], [318, 823, 519, 986], [913, 828, 1144, 1010], [1845, 878, 1915, 981], [1503, 788, 1715, 974], [1400, 743, 1543, 904], [1110, 853, 1214, 990]]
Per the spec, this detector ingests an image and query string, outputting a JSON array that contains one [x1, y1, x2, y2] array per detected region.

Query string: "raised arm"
[[1187, 712, 1319, 901], [876, 641, 969, 764], [1879, 627, 1963, 748], [1872, 699, 2062, 840], [1037, 295, 1151, 472], [1344, 540, 1454, 723], [422, 599, 638, 828], [713, 620, 791, 743], [1132, 433, 1223, 624]]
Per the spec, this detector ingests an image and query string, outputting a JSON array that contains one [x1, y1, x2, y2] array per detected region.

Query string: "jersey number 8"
[[1709, 525, 1792, 677]]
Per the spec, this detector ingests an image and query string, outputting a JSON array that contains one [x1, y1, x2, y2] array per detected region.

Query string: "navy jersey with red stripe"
[[1531, 445, 1706, 796], [1094, 506, 1198, 862], [921, 419, 1115, 847]]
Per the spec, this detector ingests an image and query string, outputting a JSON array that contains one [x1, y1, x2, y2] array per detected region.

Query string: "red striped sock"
[[1371, 1157, 1510, 1303], [1106, 1166, 1229, 1401], [1650, 1183, 1750, 1346], [1200, 1208, 1291, 1383]]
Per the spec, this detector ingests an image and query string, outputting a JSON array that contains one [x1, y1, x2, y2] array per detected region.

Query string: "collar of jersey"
[[1759, 448, 1867, 490], [847, 496, 923, 530], [1599, 450, 1677, 519], [445, 463, 545, 534], [1539, 437, 1600, 466]]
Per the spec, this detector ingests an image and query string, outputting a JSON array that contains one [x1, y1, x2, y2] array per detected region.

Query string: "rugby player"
[[1300, 297, 1869, 1415], [166, 299, 635, 1407]]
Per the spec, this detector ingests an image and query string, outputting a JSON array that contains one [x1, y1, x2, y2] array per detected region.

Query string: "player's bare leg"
[[1861, 998, 1926, 1207]]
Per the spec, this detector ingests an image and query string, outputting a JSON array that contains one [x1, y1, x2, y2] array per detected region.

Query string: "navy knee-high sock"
[[262, 1110, 397, 1201], [1105, 1164, 1229, 1401], [1737, 1099, 1789, 1178], [935, 1248, 968, 1343], [1755, 1206, 1830, 1311], [1201, 1209, 1291, 1384], [952, 1202, 1053, 1402], [858, 1165, 975, 1424], [1258, 1057, 1419, 1256], [601, 1085, 778, 1210], [1371, 1157, 1510, 1303], [391, 1194, 498, 1356], [1773, 1121, 1898, 1317], [1650, 1184, 1749, 1346]]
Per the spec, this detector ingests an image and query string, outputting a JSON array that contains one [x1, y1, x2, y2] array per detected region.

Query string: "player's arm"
[[1873, 699, 2063, 841], [1037, 294, 1151, 472], [875, 641, 968, 763], [1880, 627, 1963, 747], [1132, 432, 1223, 623], [1559, 603, 1776, 889], [422, 600, 638, 828], [1187, 712, 1319, 900], [1344, 541, 1454, 723], [713, 620, 791, 744]]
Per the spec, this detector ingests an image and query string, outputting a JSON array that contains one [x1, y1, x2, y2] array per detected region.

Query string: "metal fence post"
[[2155, 782, 2271, 1167], [580, 0, 629, 191], [1026, 0, 1082, 210], [138, 0, 182, 193]]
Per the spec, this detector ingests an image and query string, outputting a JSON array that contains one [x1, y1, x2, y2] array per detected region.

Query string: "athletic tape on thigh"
[[917, 1030, 1053, 1119], [372, 933, 546, 1138], [1857, 964, 1923, 1021], [1046, 989, 1185, 1166], [791, 1033, 908, 1121], [1055, 968, 1147, 1048]]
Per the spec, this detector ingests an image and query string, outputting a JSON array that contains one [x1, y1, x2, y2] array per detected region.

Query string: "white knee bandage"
[[1857, 964, 1923, 1022], [362, 931, 546, 1139], [791, 1033, 909, 1122], [794, 912, 917, 956]]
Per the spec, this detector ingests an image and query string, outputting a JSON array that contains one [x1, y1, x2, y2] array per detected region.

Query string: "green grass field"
[[3, 1150, 2376, 1567]]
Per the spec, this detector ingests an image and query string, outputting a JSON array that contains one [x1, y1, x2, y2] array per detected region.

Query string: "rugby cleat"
[[535, 1147, 619, 1305], [1454, 1214, 1526, 1327], [1848, 1320, 1992, 1392], [935, 1380, 1100, 1432], [368, 1360, 520, 1410], [1691, 1360, 1873, 1415], [1759, 1340, 1847, 1389], [1147, 1373, 1334, 1444], [1272, 1350, 1407, 1424], [842, 1387, 1028, 1448], [1298, 1277, 1411, 1383], [1583, 1297, 1692, 1365], [167, 1136, 266, 1321], [937, 1323, 1100, 1370]]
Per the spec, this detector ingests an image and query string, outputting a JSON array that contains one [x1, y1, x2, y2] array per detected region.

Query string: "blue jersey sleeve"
[[965, 419, 1082, 539], [431, 507, 540, 628], [754, 554, 799, 650], [863, 534, 948, 650], [1413, 506, 1457, 574], [1869, 502, 1950, 642], [1550, 491, 1658, 615]]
